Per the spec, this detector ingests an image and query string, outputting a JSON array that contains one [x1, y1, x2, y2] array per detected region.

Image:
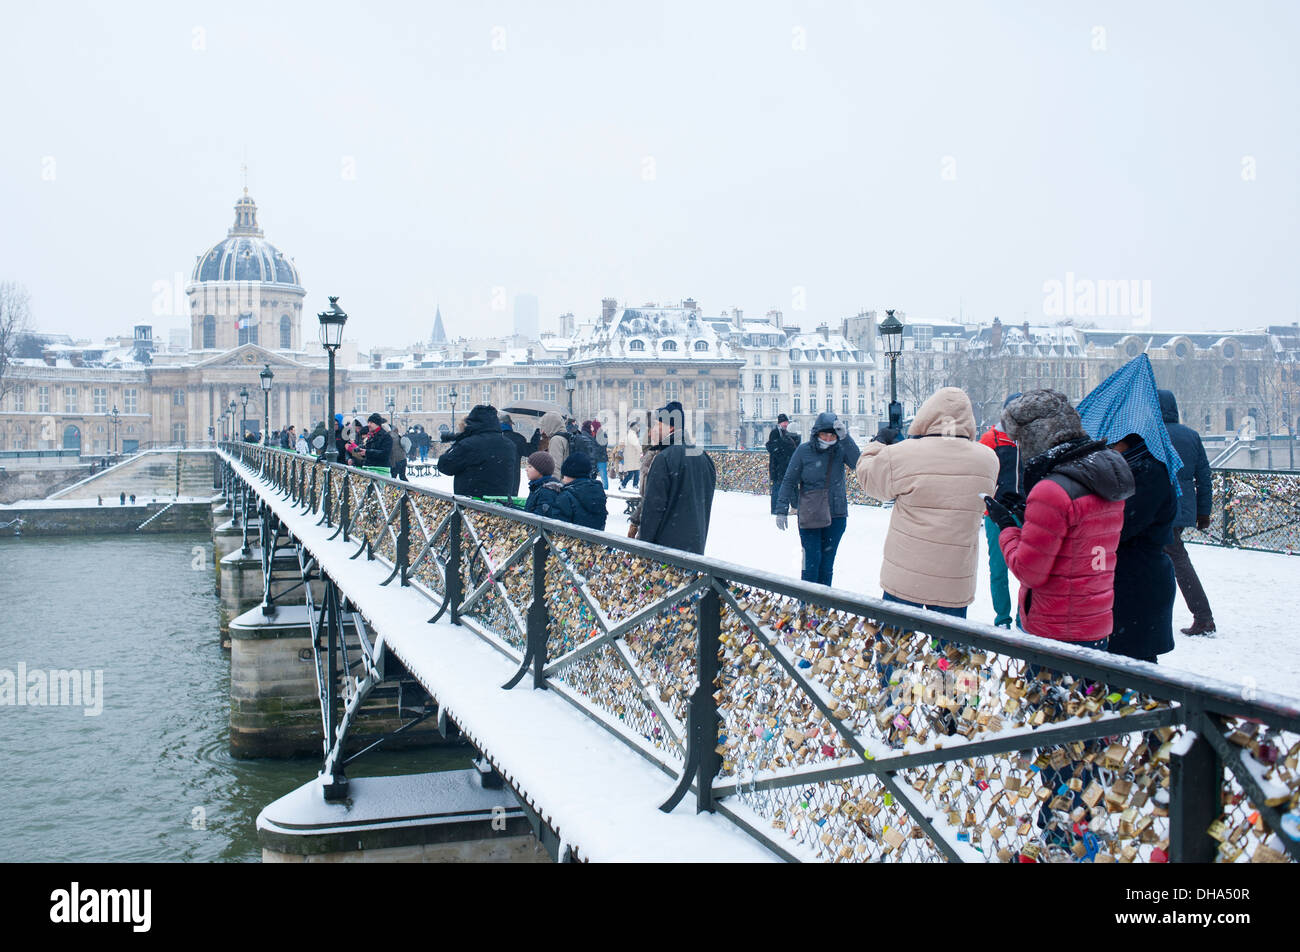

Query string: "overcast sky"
[[2, 1, 1297, 346]]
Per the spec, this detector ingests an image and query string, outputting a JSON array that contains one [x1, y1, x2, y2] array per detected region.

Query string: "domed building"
[[187, 190, 306, 352]]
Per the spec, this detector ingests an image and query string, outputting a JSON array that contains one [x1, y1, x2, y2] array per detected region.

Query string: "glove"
[[627, 524, 638, 539], [873, 425, 900, 446], [983, 496, 1017, 532], [832, 419, 848, 440], [1196, 514, 1211, 531], [996, 491, 1027, 519], [774, 513, 788, 531]]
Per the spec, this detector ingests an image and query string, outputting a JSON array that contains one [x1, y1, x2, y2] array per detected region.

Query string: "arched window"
[[700, 421, 713, 444], [203, 315, 215, 349], [1222, 365, 1236, 395], [280, 315, 292, 350], [629, 339, 646, 352], [1225, 408, 1235, 431], [662, 340, 678, 352], [693, 340, 709, 352]]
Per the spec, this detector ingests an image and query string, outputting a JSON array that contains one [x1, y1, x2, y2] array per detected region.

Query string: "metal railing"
[[223, 442, 1300, 864]]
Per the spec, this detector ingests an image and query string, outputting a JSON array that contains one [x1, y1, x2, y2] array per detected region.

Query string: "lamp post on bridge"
[[111, 405, 120, 458], [317, 296, 348, 465], [228, 400, 236, 444], [260, 364, 274, 448], [239, 387, 250, 442], [449, 386, 458, 434], [879, 309, 905, 432], [564, 367, 577, 417]]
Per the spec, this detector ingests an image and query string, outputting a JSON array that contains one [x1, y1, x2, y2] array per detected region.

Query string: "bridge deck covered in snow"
[[221, 444, 1300, 864]]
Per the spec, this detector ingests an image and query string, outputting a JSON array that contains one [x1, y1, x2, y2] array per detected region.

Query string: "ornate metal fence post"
[[1170, 708, 1222, 862], [321, 576, 347, 801], [445, 507, 464, 625], [504, 534, 551, 690], [660, 582, 723, 814], [340, 470, 352, 542], [1222, 472, 1238, 547]]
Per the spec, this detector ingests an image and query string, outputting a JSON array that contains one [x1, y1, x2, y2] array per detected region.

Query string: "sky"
[[2, 0, 1297, 347]]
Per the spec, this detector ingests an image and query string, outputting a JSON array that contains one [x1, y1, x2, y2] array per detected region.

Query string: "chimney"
[[991, 316, 1003, 352], [732, 307, 744, 330], [818, 323, 829, 342], [601, 298, 618, 324], [1022, 320, 1032, 343], [767, 308, 783, 328]]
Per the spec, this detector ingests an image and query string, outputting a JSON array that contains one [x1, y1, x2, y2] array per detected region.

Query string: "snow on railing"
[[221, 442, 1300, 865]]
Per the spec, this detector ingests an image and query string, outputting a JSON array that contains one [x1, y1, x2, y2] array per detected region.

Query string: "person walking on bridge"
[[775, 411, 857, 587], [1158, 389, 1216, 636], [765, 413, 800, 515]]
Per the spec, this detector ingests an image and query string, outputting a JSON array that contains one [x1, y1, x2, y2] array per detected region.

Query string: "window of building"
[[824, 370, 833, 385], [809, 397, 818, 413], [38, 386, 50, 412], [914, 326, 933, 351], [629, 339, 646, 352], [173, 389, 185, 407], [12, 387, 24, 411], [793, 396, 801, 414], [1222, 366, 1236, 395], [437, 386, 449, 411], [172, 422, 187, 444], [409, 386, 422, 411], [767, 374, 776, 391], [694, 340, 708, 352], [631, 380, 646, 408], [203, 315, 215, 349], [792, 369, 801, 385], [540, 383, 556, 403], [511, 382, 526, 403], [1225, 408, 1235, 431], [858, 395, 866, 415], [355, 388, 368, 412], [663, 380, 679, 403], [64, 387, 78, 413], [662, 340, 678, 352], [857, 370, 866, 386], [841, 371, 849, 386], [753, 373, 763, 390], [481, 384, 492, 405], [755, 354, 763, 366], [280, 315, 292, 350], [310, 388, 323, 407], [1246, 367, 1260, 394], [382, 386, 397, 410], [93, 387, 107, 414], [697, 381, 710, 409], [123, 388, 137, 414], [842, 396, 849, 415]]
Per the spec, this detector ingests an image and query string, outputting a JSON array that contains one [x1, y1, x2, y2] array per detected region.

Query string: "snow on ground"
[[0, 495, 217, 509], [405, 473, 1300, 699]]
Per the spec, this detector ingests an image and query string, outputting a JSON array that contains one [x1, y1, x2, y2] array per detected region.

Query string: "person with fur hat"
[[524, 451, 562, 517], [551, 451, 608, 530], [978, 393, 1023, 627], [774, 411, 858, 587], [856, 387, 998, 615], [985, 389, 1134, 645], [436, 404, 517, 498]]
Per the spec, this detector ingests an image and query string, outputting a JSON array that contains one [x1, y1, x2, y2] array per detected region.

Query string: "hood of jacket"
[[538, 411, 564, 437], [1027, 437, 1135, 502], [1158, 389, 1179, 425], [911, 387, 977, 440], [463, 404, 501, 436]]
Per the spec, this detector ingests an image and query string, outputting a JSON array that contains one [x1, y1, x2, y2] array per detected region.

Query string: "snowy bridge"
[[220, 443, 1300, 863]]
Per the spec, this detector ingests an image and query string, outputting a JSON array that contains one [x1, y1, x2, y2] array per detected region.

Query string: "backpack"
[[572, 431, 599, 473]]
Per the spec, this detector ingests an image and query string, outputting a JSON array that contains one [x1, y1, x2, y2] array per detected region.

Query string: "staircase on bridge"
[[52, 449, 220, 502]]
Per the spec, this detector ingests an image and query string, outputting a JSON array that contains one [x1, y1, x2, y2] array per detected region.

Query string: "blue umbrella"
[[1077, 353, 1182, 496]]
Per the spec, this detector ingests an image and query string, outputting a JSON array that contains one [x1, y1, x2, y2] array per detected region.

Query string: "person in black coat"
[[551, 453, 608, 530], [356, 413, 393, 468], [637, 402, 716, 554], [499, 414, 530, 496], [436, 404, 517, 498], [1109, 435, 1178, 663], [1158, 390, 1216, 635], [765, 414, 800, 514]]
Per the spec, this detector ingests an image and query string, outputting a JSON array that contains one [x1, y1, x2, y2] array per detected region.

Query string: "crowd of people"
[[765, 353, 1217, 665]]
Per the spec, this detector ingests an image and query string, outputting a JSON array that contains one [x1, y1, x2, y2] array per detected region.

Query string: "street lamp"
[[239, 387, 250, 441], [317, 296, 348, 465], [111, 405, 120, 457], [260, 363, 274, 448], [564, 367, 577, 416], [386, 396, 396, 432], [879, 309, 905, 430], [449, 386, 458, 433], [227, 400, 236, 443]]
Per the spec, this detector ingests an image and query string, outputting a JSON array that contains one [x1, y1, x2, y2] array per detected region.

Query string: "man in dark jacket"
[[637, 402, 716, 554], [436, 404, 517, 498], [552, 452, 608, 529], [499, 413, 530, 496], [765, 413, 800, 514], [1158, 390, 1215, 635], [356, 413, 394, 468]]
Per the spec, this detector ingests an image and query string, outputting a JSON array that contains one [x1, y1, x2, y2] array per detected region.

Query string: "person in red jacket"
[[984, 390, 1134, 646], [978, 392, 1022, 627]]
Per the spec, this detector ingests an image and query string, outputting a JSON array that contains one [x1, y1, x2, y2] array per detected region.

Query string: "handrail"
[[222, 441, 1300, 864]]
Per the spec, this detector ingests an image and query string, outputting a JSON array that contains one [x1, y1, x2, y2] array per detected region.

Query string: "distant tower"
[[513, 293, 540, 340], [429, 306, 447, 347]]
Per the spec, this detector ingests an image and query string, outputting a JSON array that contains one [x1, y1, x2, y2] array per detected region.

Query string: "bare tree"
[[0, 281, 32, 408]]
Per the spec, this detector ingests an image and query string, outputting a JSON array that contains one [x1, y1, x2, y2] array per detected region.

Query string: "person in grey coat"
[[1158, 389, 1215, 635], [775, 411, 861, 587]]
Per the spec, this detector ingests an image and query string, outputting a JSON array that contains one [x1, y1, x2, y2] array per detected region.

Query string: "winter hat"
[[334, 413, 344, 424], [367, 412, 386, 426], [1001, 389, 1086, 460], [777, 413, 790, 423], [561, 452, 591, 479], [527, 452, 555, 477], [1003, 392, 1023, 408]]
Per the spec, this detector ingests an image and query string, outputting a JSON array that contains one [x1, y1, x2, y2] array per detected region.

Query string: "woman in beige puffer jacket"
[[855, 387, 998, 613]]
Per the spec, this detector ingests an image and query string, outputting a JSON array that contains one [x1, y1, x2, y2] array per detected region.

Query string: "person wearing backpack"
[[551, 452, 608, 530]]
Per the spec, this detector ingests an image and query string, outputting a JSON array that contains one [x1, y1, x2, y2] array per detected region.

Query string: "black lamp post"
[[317, 296, 348, 464], [227, 400, 236, 443], [564, 367, 577, 416], [386, 396, 396, 432], [111, 405, 120, 457], [879, 309, 905, 430], [239, 387, 250, 441], [260, 364, 274, 447], [449, 386, 458, 433]]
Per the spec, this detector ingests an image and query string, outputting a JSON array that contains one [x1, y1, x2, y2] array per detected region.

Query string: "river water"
[[0, 532, 469, 862]]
